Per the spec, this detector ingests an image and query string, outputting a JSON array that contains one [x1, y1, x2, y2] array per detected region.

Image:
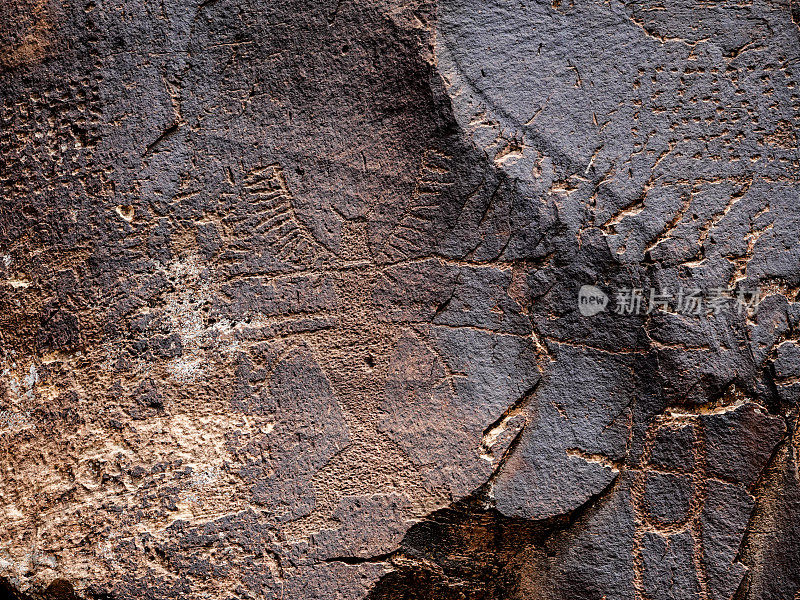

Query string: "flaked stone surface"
[[0, 0, 798, 598]]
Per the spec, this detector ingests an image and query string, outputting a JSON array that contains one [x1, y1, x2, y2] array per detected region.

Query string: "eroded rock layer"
[[0, 0, 799, 598]]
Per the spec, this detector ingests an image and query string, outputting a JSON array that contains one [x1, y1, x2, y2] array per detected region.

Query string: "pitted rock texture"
[[0, 0, 799, 598]]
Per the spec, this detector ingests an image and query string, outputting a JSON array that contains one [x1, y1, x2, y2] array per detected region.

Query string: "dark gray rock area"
[[0, 0, 798, 598]]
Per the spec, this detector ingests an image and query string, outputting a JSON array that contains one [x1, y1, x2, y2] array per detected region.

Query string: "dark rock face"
[[0, 0, 798, 598]]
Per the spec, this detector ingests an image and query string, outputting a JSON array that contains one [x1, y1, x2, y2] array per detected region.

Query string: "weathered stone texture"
[[1, 0, 799, 598]]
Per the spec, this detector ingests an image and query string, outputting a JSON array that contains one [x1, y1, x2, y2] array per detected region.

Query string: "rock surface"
[[0, 0, 798, 598]]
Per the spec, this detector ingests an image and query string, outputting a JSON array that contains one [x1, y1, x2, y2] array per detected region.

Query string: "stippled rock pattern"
[[0, 0, 798, 598]]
